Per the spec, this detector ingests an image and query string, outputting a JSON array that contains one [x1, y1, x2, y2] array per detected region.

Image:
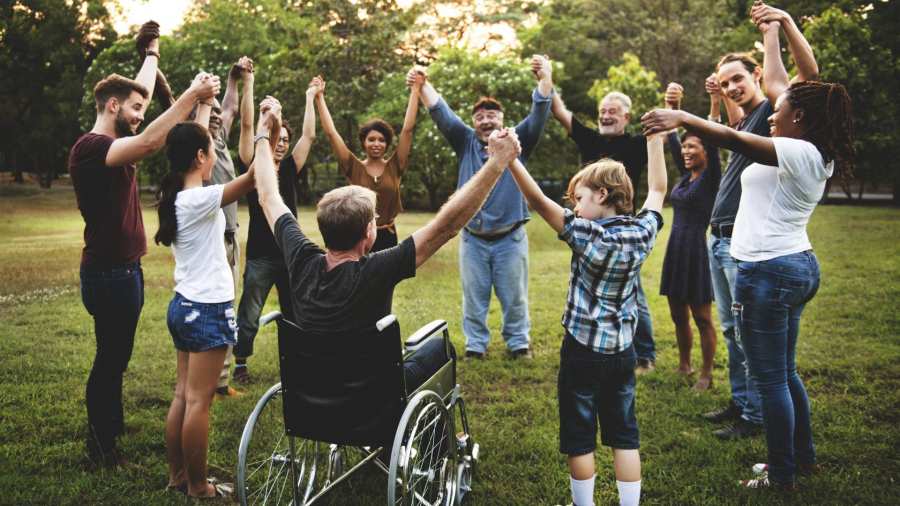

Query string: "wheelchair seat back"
[[276, 319, 405, 446]]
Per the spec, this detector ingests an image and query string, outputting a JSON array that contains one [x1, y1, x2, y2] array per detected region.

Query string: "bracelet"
[[145, 50, 160, 59], [254, 133, 270, 145], [707, 115, 721, 123]]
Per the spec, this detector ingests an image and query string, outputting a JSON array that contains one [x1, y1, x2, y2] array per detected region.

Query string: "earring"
[[793, 119, 800, 124]]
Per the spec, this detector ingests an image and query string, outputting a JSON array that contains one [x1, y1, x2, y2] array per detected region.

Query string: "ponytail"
[[154, 122, 212, 246], [786, 81, 855, 180]]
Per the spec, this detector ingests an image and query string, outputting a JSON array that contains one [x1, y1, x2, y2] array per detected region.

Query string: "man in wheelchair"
[[251, 97, 522, 387]]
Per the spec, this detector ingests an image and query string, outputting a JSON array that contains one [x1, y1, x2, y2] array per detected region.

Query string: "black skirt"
[[659, 224, 714, 304]]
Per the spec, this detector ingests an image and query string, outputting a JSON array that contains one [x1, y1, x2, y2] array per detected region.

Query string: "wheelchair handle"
[[259, 311, 282, 327], [376, 314, 397, 332]]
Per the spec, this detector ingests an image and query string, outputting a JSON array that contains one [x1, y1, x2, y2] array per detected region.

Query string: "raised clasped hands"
[[135, 20, 160, 57], [307, 75, 325, 97], [751, 1, 787, 33], [405, 66, 427, 89], [190, 72, 221, 102], [641, 109, 685, 137], [230, 56, 254, 79], [664, 82, 684, 109], [487, 128, 522, 165], [530, 54, 551, 81], [705, 73, 722, 97]]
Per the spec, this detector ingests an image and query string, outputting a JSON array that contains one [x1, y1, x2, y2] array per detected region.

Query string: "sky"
[[111, 0, 194, 35]]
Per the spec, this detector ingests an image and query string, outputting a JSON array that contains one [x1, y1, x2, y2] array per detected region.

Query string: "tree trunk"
[[857, 175, 865, 200], [894, 172, 900, 206]]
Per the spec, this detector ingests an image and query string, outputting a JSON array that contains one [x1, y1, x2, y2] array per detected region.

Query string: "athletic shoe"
[[701, 401, 741, 423], [713, 419, 764, 440]]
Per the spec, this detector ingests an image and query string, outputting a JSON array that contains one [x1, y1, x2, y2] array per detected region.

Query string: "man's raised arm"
[[254, 97, 290, 232], [516, 55, 553, 158], [237, 58, 256, 165], [550, 92, 574, 135], [133, 21, 161, 112], [411, 129, 521, 267], [105, 73, 220, 168], [410, 68, 471, 155]]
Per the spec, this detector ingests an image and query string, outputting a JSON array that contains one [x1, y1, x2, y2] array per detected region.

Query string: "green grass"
[[0, 185, 898, 505]]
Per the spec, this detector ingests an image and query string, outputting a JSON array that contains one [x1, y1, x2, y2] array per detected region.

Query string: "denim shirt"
[[429, 88, 552, 234]]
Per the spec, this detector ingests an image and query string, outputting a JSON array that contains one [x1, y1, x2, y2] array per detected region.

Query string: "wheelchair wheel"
[[387, 391, 456, 505], [237, 383, 297, 505]]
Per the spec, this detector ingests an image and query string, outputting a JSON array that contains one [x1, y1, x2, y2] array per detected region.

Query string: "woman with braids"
[[642, 7, 853, 489], [315, 70, 423, 252], [154, 87, 264, 498]]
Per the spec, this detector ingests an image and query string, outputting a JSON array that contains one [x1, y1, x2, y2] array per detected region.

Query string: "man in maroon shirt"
[[69, 23, 220, 467]]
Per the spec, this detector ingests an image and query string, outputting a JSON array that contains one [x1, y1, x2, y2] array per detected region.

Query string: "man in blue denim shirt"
[[414, 55, 553, 359]]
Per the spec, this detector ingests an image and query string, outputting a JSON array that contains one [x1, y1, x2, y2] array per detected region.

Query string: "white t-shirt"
[[172, 185, 234, 303], [731, 137, 833, 262]]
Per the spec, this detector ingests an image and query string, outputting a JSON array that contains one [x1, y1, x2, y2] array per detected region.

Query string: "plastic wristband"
[[254, 133, 270, 145], [707, 115, 721, 123], [145, 50, 160, 59]]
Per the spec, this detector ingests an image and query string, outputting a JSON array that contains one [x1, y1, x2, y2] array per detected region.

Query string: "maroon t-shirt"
[[68, 133, 147, 267]]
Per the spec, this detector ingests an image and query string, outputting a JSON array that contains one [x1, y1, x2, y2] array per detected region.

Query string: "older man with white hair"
[[551, 89, 657, 374]]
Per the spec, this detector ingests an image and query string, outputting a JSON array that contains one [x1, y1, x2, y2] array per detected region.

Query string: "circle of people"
[[68, 2, 854, 503]]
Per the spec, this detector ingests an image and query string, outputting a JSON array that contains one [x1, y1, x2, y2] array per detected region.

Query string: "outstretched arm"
[[222, 163, 255, 207], [237, 63, 255, 165], [752, 2, 818, 84], [133, 21, 160, 111], [105, 73, 219, 168], [515, 55, 554, 157], [396, 72, 423, 172], [642, 108, 776, 166], [255, 98, 291, 231], [193, 101, 212, 129], [550, 92, 573, 134], [758, 20, 790, 105], [291, 77, 321, 171], [509, 159, 565, 233], [315, 82, 353, 172], [219, 61, 244, 136], [641, 134, 667, 213], [411, 129, 521, 267]]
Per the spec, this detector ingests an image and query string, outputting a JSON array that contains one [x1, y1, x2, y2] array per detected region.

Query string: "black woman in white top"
[[641, 3, 854, 490]]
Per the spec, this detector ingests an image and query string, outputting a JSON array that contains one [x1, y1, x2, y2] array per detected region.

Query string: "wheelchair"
[[237, 311, 479, 505]]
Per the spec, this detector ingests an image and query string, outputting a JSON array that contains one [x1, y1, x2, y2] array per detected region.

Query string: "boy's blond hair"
[[566, 159, 634, 215]]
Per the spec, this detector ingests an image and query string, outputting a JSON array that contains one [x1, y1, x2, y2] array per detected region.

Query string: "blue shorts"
[[167, 292, 237, 352], [558, 333, 640, 455]]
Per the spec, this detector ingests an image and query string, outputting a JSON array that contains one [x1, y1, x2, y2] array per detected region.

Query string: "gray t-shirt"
[[710, 99, 773, 227], [209, 128, 238, 232]]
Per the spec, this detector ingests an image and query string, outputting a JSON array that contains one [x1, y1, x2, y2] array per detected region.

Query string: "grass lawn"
[[0, 184, 898, 505]]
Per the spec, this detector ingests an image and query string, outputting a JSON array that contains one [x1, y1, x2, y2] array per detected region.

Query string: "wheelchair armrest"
[[376, 314, 397, 332], [259, 311, 282, 327], [405, 320, 448, 352]]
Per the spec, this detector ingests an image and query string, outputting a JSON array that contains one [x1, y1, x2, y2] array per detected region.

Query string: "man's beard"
[[114, 112, 136, 137]]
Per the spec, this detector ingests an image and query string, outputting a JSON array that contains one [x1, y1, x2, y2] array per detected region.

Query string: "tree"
[[1, 0, 116, 186], [803, 6, 899, 202], [588, 52, 663, 135]]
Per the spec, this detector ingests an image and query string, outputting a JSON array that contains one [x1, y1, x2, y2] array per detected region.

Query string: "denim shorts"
[[167, 292, 237, 352], [558, 333, 640, 455]]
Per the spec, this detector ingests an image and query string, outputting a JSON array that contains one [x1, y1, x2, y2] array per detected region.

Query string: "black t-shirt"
[[274, 213, 417, 334], [238, 156, 299, 259], [710, 99, 773, 226], [570, 117, 647, 201]]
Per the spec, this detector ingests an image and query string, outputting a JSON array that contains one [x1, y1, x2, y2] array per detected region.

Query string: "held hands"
[[705, 73, 722, 97], [751, 1, 786, 33], [135, 20, 160, 58], [405, 66, 427, 89], [189, 72, 221, 102], [664, 82, 684, 109], [641, 109, 685, 136], [487, 128, 522, 166], [307, 75, 325, 97], [230, 56, 254, 79], [530, 54, 552, 82], [258, 96, 282, 133]]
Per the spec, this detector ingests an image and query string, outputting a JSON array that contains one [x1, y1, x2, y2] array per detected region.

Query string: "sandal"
[[740, 471, 797, 491]]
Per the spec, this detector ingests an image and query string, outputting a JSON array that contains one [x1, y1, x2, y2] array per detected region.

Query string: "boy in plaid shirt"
[[508, 133, 667, 506]]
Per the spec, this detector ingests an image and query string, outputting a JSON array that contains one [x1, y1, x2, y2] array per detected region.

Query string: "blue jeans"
[[709, 236, 763, 424], [734, 251, 820, 485], [631, 271, 655, 361], [235, 256, 293, 358], [459, 228, 530, 353], [80, 262, 144, 454]]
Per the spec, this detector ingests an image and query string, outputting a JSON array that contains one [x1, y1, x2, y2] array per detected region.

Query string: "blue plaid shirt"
[[559, 208, 663, 353]]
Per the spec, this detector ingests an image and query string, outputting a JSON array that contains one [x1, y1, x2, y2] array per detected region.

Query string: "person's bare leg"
[[568, 453, 596, 505], [166, 351, 190, 489], [691, 303, 717, 391], [613, 449, 641, 506], [668, 298, 694, 375], [183, 347, 227, 497]]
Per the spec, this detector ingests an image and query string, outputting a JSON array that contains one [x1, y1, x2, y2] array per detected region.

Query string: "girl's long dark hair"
[[154, 122, 211, 246], [787, 81, 855, 179]]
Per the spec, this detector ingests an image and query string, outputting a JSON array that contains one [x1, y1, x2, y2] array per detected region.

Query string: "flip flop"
[[188, 477, 234, 499]]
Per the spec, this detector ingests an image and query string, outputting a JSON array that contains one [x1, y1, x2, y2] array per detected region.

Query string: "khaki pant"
[[218, 233, 240, 389]]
